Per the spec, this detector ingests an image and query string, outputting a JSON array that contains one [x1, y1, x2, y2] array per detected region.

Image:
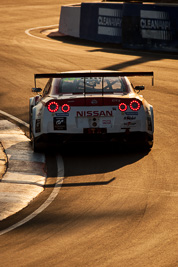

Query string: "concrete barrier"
[[59, 2, 178, 52], [59, 5, 81, 38]]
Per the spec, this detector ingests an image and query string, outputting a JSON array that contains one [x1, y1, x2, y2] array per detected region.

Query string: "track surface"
[[0, 1, 178, 266]]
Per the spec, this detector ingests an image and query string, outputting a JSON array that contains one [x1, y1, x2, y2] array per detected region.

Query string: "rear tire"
[[29, 104, 33, 140], [29, 123, 32, 140], [31, 132, 40, 153], [31, 134, 36, 152], [144, 134, 153, 150]]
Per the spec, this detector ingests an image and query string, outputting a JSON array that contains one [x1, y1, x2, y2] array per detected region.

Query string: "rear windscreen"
[[50, 77, 128, 95]]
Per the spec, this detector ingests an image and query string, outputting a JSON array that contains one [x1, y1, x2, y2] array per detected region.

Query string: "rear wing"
[[34, 71, 154, 87]]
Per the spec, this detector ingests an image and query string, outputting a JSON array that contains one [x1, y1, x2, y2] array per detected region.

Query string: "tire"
[[31, 132, 38, 152], [29, 123, 32, 140], [29, 104, 34, 140], [144, 134, 153, 150]]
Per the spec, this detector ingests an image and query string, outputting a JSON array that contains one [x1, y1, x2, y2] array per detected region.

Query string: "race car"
[[29, 70, 154, 151]]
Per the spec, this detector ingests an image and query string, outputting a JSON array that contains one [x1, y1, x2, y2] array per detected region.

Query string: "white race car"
[[29, 70, 154, 151]]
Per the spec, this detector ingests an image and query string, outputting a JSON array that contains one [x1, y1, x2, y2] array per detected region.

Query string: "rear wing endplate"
[[34, 71, 154, 87]]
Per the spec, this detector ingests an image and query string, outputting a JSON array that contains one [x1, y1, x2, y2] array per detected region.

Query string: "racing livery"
[[29, 70, 154, 151]]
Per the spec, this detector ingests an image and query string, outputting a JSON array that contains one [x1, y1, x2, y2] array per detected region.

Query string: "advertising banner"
[[80, 3, 123, 44], [122, 3, 178, 52]]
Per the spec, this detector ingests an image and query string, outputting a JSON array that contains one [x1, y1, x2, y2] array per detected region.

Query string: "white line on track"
[[0, 111, 64, 235], [0, 155, 64, 236], [25, 24, 59, 42]]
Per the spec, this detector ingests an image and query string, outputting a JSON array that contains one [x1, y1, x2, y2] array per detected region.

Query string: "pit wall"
[[59, 2, 178, 52]]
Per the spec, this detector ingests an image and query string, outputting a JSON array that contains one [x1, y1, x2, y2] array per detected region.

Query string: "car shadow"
[[45, 142, 150, 188]]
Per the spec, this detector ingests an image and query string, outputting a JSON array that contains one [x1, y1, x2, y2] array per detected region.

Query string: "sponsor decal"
[[54, 117, 66, 130], [124, 122, 136, 127], [76, 110, 113, 117], [55, 112, 69, 117], [140, 10, 171, 40], [112, 99, 121, 103], [112, 107, 117, 111], [91, 99, 98, 105], [35, 119, 41, 133], [102, 120, 111, 125], [124, 116, 136, 120], [125, 112, 138, 116], [36, 107, 43, 117]]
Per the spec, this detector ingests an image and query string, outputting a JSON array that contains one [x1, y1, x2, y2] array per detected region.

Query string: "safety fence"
[[59, 2, 178, 52]]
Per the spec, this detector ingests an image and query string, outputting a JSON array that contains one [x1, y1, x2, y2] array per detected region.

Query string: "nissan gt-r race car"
[[29, 70, 154, 152]]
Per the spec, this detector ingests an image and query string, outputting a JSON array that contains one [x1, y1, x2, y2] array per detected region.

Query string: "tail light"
[[61, 104, 70, 113], [130, 100, 141, 111], [47, 101, 59, 113], [119, 103, 127, 112], [118, 99, 141, 112]]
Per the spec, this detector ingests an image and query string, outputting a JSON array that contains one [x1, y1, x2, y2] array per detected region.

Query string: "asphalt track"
[[0, 0, 178, 266]]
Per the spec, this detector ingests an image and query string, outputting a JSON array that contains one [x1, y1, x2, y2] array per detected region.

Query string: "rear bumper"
[[35, 131, 153, 145]]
